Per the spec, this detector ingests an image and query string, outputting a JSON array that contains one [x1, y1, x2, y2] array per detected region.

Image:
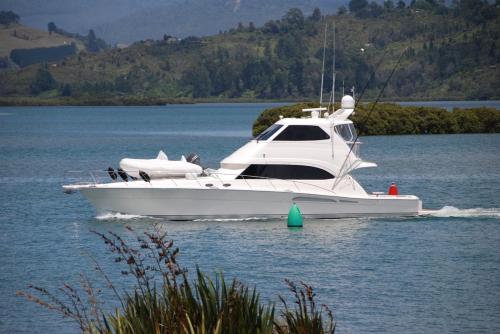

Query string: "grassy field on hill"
[[0, 23, 83, 58]]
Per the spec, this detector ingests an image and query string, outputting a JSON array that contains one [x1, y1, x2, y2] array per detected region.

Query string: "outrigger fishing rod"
[[353, 48, 390, 108], [332, 46, 409, 191], [325, 36, 390, 112]]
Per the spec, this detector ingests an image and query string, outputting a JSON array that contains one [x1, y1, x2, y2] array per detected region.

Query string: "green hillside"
[[0, 1, 499, 103]]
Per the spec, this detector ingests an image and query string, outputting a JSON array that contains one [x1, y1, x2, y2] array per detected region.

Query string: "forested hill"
[[0, 1, 499, 103]]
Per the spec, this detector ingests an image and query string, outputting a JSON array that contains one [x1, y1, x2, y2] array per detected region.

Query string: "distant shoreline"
[[1, 96, 500, 107], [0, 97, 193, 107]]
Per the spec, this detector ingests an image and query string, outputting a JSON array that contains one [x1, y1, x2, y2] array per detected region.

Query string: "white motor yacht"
[[63, 95, 423, 219]]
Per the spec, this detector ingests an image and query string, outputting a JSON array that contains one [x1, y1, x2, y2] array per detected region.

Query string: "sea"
[[0, 102, 499, 333]]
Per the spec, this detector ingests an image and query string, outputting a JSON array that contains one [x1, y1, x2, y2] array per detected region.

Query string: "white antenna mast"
[[319, 23, 328, 106], [331, 22, 336, 112]]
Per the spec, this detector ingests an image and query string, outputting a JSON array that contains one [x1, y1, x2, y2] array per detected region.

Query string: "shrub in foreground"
[[18, 227, 335, 334]]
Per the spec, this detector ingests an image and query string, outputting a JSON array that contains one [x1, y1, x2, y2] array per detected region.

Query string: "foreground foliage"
[[253, 102, 500, 136], [18, 227, 334, 334]]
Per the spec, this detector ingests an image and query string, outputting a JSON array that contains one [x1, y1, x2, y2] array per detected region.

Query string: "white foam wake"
[[95, 212, 147, 220], [430, 206, 500, 218]]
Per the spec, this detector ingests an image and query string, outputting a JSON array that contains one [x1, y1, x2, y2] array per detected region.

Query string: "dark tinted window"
[[255, 124, 283, 141], [274, 125, 330, 141], [237, 164, 334, 180]]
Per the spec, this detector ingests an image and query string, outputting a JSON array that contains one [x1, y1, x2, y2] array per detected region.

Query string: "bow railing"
[[64, 169, 338, 196]]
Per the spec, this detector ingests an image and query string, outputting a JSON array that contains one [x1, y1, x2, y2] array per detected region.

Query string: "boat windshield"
[[335, 123, 357, 142], [255, 124, 283, 141]]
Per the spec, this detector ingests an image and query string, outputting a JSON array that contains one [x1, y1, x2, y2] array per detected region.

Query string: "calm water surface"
[[0, 103, 499, 333]]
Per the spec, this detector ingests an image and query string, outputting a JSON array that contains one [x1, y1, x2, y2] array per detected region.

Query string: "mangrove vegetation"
[[253, 103, 500, 136]]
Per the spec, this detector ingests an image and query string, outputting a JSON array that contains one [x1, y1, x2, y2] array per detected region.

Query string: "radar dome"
[[341, 95, 355, 109]]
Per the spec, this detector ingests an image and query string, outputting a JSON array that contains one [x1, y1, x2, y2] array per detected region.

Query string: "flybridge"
[[302, 107, 327, 118], [221, 94, 368, 177], [292, 95, 355, 121]]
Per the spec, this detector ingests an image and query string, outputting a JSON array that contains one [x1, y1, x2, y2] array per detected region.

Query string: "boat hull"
[[80, 186, 421, 220]]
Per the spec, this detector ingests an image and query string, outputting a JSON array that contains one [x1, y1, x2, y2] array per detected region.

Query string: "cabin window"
[[335, 124, 356, 142], [273, 125, 330, 141], [236, 164, 334, 180], [255, 124, 283, 141]]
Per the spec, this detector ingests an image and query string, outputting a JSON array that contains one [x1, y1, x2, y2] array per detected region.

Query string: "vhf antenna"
[[327, 22, 336, 113], [331, 22, 336, 112], [319, 22, 328, 106], [354, 48, 390, 108]]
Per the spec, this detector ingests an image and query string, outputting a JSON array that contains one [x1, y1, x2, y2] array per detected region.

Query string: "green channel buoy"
[[287, 203, 303, 228]]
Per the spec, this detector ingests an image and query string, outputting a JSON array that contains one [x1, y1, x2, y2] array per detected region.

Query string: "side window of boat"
[[236, 164, 334, 180], [335, 124, 355, 142], [273, 125, 330, 141], [255, 124, 283, 141]]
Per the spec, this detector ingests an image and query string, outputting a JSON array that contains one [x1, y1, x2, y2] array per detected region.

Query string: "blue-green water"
[[0, 103, 499, 333]]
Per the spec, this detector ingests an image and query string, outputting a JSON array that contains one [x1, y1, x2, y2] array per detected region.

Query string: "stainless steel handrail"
[[64, 170, 338, 195]]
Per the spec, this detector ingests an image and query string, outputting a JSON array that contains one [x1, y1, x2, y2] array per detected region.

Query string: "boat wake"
[[95, 212, 150, 220], [94, 213, 269, 222], [430, 206, 500, 218]]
